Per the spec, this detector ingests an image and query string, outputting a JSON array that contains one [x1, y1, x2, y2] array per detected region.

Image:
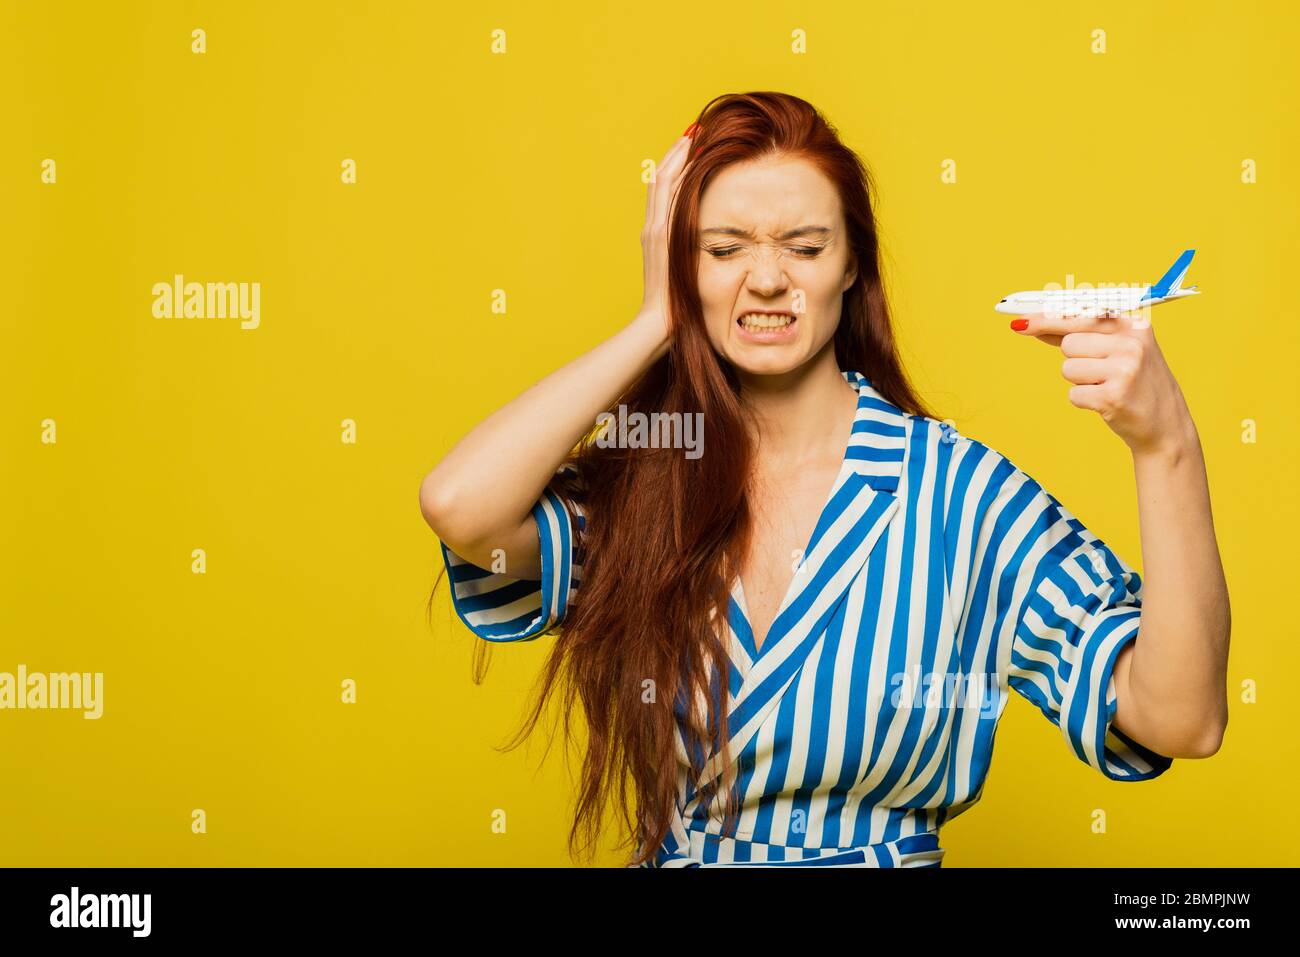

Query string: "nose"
[[744, 247, 790, 296]]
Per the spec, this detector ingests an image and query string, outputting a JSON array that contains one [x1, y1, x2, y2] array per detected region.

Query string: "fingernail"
[[683, 122, 699, 137], [1009, 318, 1029, 331]]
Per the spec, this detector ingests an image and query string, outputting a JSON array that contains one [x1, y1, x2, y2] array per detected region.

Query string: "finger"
[[658, 136, 691, 189], [1012, 309, 1126, 339], [1058, 331, 1115, 358], [665, 149, 694, 230], [1066, 383, 1110, 412], [1060, 357, 1113, 385], [644, 135, 692, 231], [647, 137, 693, 234], [1122, 307, 1159, 340]]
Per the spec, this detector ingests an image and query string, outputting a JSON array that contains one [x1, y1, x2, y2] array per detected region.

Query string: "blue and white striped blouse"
[[439, 369, 1174, 867]]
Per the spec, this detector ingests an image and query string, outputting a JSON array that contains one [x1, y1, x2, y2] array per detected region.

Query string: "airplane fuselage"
[[994, 286, 1200, 317]]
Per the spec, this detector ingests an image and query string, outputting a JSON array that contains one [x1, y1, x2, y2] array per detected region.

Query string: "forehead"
[[697, 154, 844, 232]]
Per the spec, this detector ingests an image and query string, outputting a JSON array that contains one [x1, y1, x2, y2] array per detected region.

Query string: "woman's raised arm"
[[419, 130, 694, 580]]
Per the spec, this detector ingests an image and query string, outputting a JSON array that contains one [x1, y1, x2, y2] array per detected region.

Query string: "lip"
[[735, 311, 799, 344]]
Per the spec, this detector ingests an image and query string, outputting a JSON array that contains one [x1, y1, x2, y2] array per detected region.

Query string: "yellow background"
[[2, 0, 1295, 866]]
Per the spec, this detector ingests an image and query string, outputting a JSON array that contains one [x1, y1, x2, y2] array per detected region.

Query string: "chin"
[[722, 346, 811, 378]]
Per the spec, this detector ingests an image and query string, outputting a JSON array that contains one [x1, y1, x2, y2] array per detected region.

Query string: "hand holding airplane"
[[1003, 250, 1201, 458]]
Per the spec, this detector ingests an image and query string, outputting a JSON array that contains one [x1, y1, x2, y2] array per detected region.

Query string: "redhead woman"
[[419, 91, 1230, 868]]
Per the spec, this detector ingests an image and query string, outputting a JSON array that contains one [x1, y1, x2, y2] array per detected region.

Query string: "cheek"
[[695, 269, 737, 339], [817, 271, 855, 323], [796, 268, 846, 310]]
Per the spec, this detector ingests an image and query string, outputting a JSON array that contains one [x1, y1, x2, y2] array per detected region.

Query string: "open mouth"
[[736, 312, 797, 334]]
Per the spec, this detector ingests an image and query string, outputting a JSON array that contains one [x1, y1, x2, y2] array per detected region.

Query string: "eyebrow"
[[699, 225, 834, 240]]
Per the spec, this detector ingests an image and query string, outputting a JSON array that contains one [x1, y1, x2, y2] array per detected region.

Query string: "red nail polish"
[[1010, 318, 1029, 331], [683, 122, 699, 137]]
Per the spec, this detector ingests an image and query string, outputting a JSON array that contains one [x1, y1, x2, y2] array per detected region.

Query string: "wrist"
[[628, 309, 671, 360], [1130, 418, 1201, 468]]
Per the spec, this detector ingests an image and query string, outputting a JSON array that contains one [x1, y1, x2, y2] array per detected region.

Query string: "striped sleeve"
[[1003, 475, 1174, 782], [439, 467, 584, 642]]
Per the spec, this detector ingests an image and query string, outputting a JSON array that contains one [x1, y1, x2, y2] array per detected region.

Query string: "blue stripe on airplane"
[[1141, 249, 1196, 301]]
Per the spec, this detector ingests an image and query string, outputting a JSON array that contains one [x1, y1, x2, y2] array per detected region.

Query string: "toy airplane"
[[994, 249, 1199, 318]]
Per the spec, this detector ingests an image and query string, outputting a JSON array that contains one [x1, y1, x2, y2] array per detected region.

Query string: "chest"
[[708, 515, 976, 798], [741, 463, 842, 653]]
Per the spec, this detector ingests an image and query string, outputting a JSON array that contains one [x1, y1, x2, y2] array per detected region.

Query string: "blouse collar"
[[840, 369, 909, 494]]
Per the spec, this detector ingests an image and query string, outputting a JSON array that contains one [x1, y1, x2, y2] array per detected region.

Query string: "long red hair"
[[432, 91, 936, 866]]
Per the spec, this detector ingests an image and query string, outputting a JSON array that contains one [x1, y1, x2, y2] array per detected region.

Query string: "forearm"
[[420, 311, 668, 548], [1120, 409, 1231, 754]]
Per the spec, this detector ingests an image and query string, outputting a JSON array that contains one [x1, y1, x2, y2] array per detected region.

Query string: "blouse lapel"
[[697, 370, 910, 790]]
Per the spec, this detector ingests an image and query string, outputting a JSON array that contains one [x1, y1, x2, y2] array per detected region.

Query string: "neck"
[[735, 346, 859, 470]]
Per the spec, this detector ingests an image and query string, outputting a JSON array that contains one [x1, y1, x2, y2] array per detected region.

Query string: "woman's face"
[[695, 154, 858, 377]]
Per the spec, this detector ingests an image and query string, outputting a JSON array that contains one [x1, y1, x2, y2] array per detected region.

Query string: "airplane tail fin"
[[1143, 249, 1196, 300]]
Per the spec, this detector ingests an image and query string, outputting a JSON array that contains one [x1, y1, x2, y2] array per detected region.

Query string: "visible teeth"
[[739, 313, 795, 329]]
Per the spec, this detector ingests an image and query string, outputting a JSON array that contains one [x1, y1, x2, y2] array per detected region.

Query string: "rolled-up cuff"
[[439, 487, 574, 642]]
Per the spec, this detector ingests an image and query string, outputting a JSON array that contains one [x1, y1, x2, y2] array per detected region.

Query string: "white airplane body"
[[995, 249, 1200, 319]]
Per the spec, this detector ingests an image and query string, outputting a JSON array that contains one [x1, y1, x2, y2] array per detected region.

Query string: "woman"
[[420, 92, 1230, 868]]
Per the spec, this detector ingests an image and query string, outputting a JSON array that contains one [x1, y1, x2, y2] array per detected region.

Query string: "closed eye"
[[706, 245, 825, 259]]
